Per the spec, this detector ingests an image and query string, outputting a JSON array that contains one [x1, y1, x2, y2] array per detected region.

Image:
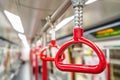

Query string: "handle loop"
[[40, 40, 65, 61], [55, 28, 106, 74]]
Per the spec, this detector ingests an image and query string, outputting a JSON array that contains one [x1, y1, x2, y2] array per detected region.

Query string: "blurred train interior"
[[0, 0, 120, 80]]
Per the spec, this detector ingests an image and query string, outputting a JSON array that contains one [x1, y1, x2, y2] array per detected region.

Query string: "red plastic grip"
[[40, 40, 58, 61], [55, 28, 106, 74], [40, 40, 65, 61]]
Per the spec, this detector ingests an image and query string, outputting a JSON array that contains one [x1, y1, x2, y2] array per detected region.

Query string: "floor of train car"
[[12, 62, 42, 80]]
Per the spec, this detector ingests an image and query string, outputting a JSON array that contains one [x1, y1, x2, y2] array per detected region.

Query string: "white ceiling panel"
[[0, 0, 120, 45], [0, 11, 11, 28], [17, 0, 65, 39]]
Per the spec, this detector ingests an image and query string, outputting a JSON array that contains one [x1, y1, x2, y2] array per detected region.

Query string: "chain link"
[[74, 5, 83, 27], [71, 0, 86, 28]]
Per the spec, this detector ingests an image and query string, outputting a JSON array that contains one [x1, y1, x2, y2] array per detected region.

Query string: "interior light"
[[49, 16, 74, 33], [85, 0, 97, 5], [18, 33, 30, 49], [4, 10, 24, 33], [55, 16, 74, 31]]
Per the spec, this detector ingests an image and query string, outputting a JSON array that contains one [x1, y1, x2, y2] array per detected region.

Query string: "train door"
[[105, 47, 120, 80]]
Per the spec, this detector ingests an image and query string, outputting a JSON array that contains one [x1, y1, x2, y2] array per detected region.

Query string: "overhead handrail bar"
[[38, 0, 71, 38]]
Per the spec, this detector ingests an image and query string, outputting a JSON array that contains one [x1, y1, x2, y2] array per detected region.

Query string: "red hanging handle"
[[40, 40, 65, 61], [55, 27, 106, 74]]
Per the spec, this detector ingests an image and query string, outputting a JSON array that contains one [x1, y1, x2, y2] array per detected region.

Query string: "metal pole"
[[42, 33, 48, 80], [42, 57, 47, 80], [106, 49, 110, 80], [39, 0, 71, 37], [35, 53, 38, 80]]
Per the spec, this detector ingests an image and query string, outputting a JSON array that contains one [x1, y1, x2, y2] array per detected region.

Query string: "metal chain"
[[74, 5, 83, 27], [71, 0, 86, 28]]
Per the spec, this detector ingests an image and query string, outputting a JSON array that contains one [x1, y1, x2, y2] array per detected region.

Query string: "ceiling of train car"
[[0, 6, 19, 46], [0, 0, 65, 45], [53, 0, 120, 40], [0, 0, 120, 46]]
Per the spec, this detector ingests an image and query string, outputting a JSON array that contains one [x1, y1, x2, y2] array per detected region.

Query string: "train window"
[[110, 49, 120, 59], [91, 25, 120, 38], [0, 48, 4, 65], [112, 64, 120, 80], [108, 49, 120, 80]]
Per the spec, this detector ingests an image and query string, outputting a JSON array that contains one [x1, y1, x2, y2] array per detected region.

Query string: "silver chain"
[[74, 5, 83, 27], [71, 0, 86, 28]]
